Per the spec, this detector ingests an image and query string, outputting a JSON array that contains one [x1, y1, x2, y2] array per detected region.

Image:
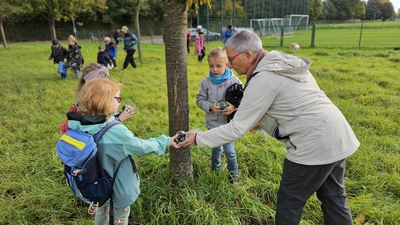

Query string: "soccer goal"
[[283, 14, 309, 32], [250, 14, 309, 37]]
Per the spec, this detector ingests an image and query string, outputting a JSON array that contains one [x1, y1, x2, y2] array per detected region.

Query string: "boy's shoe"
[[113, 67, 118, 70], [229, 174, 239, 184], [119, 69, 125, 72]]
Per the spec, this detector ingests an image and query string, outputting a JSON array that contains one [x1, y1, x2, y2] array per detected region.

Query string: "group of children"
[[50, 31, 241, 181], [48, 35, 118, 80]]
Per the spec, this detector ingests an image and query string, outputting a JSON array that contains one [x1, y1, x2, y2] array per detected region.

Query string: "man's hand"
[[177, 131, 198, 147]]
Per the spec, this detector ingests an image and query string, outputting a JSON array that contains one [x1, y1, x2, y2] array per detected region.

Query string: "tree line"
[[1, 0, 398, 47]]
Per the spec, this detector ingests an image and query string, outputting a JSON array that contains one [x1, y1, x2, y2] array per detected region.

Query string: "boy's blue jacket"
[[106, 42, 117, 58], [123, 32, 138, 51], [68, 114, 170, 208]]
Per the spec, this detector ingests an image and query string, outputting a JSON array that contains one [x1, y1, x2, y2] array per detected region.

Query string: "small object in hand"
[[122, 104, 131, 111], [174, 131, 188, 143], [216, 100, 228, 110]]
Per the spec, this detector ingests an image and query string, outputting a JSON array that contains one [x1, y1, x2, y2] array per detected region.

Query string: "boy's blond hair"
[[207, 47, 228, 62], [98, 45, 105, 50], [68, 35, 76, 43]]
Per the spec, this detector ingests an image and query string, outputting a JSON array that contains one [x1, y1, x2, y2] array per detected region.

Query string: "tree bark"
[[0, 20, 7, 48], [135, 11, 142, 59], [163, 0, 193, 183], [48, 17, 56, 40]]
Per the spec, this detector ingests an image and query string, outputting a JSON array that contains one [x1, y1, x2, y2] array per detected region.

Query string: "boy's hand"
[[210, 103, 222, 114], [221, 102, 237, 115]]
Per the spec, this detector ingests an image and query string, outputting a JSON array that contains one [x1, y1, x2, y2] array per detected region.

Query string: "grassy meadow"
[[0, 29, 399, 225]]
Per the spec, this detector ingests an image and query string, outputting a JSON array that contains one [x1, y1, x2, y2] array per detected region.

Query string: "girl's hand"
[[170, 134, 180, 148], [118, 105, 138, 122]]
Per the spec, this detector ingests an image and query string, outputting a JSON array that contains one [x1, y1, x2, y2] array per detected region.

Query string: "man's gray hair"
[[223, 29, 263, 54]]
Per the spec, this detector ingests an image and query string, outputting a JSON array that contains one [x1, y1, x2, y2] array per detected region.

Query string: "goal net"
[[250, 14, 309, 37]]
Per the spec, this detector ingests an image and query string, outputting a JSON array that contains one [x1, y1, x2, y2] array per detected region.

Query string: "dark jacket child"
[[97, 45, 113, 69], [67, 35, 83, 79], [48, 38, 68, 79]]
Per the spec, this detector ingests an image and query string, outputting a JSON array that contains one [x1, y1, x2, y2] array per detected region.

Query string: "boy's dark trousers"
[[123, 49, 137, 69]]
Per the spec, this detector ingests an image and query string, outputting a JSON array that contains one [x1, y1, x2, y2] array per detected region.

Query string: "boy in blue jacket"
[[104, 37, 118, 69]]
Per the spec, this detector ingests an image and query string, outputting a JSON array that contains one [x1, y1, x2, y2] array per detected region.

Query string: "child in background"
[[48, 38, 68, 79], [97, 45, 113, 69], [104, 37, 118, 69], [196, 47, 242, 183], [194, 31, 206, 62], [67, 35, 83, 78]]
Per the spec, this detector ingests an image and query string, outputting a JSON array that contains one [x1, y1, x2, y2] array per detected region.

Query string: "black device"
[[174, 131, 187, 143]]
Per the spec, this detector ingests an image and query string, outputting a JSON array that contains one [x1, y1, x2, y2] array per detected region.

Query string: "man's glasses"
[[227, 51, 246, 64], [114, 97, 122, 103]]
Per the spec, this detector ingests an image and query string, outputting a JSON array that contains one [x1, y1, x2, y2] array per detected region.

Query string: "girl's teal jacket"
[[68, 115, 171, 208]]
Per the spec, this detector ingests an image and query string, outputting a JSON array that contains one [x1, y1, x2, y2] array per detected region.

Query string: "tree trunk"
[[163, 0, 192, 183], [0, 20, 7, 48], [135, 11, 142, 59], [48, 17, 56, 40]]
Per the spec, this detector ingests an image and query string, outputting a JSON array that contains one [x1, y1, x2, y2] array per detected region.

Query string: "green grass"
[[0, 35, 399, 224]]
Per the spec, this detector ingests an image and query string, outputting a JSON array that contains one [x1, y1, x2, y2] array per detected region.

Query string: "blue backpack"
[[56, 119, 122, 222]]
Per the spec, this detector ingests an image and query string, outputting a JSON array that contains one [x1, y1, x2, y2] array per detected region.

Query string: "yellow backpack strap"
[[60, 134, 86, 150]]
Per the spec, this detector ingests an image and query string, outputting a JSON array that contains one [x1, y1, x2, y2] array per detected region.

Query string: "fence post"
[[150, 28, 153, 44], [358, 22, 364, 48], [311, 24, 316, 47], [280, 26, 284, 48]]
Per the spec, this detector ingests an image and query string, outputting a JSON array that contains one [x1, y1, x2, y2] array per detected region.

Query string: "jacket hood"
[[67, 112, 113, 135], [254, 50, 312, 82]]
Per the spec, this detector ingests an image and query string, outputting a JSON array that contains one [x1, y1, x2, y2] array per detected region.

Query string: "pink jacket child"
[[194, 31, 206, 62]]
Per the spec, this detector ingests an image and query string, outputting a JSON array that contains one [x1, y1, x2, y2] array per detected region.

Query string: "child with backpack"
[[58, 78, 179, 225], [48, 38, 68, 79], [196, 47, 242, 183]]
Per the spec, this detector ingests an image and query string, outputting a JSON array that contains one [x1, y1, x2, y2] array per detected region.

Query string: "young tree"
[[163, 0, 210, 183], [163, 0, 192, 183], [29, 0, 106, 40]]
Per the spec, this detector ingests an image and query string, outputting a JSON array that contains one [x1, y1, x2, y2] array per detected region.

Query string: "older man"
[[179, 30, 359, 225]]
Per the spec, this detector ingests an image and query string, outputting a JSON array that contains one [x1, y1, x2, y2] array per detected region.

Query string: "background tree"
[[309, 0, 323, 20], [381, 1, 395, 20], [319, 0, 338, 20], [0, 0, 23, 48], [366, 0, 382, 20], [29, 0, 106, 40]]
